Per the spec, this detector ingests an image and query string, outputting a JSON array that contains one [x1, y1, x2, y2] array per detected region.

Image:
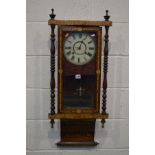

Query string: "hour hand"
[[75, 47, 80, 50]]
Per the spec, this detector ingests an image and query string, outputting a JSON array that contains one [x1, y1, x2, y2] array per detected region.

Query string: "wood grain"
[[48, 113, 109, 119], [48, 19, 112, 26]]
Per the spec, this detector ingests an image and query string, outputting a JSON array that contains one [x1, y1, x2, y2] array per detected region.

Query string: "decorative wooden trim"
[[58, 26, 62, 113], [49, 9, 56, 128], [101, 10, 110, 128], [57, 141, 99, 146], [48, 19, 112, 26], [96, 29, 102, 113], [48, 113, 109, 119]]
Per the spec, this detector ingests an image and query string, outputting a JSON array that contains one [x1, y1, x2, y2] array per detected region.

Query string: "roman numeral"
[[78, 58, 80, 63], [65, 47, 71, 50], [72, 34, 76, 40], [71, 55, 75, 61], [66, 51, 71, 56], [67, 40, 72, 43], [89, 47, 94, 50], [87, 52, 92, 57], [84, 57, 87, 61], [79, 33, 82, 38], [88, 40, 93, 44]]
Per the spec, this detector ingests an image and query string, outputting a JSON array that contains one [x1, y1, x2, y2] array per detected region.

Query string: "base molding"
[[56, 141, 99, 146]]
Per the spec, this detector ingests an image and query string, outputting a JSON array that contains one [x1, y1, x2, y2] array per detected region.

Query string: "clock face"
[[63, 32, 96, 65]]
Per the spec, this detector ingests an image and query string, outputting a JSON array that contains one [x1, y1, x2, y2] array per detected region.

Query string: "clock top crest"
[[48, 9, 112, 146]]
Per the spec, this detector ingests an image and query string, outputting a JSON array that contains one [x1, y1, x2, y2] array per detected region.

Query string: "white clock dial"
[[64, 32, 96, 65]]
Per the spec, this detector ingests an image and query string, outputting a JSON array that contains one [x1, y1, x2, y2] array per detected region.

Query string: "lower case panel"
[[57, 119, 98, 146]]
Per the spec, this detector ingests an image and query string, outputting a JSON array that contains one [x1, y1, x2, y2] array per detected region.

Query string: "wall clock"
[[48, 9, 112, 146]]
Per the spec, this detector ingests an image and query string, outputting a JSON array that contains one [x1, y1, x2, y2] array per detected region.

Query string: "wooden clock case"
[[48, 9, 112, 146]]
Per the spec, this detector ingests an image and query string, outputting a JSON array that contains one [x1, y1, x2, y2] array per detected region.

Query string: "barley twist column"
[[49, 9, 56, 128], [101, 10, 110, 128]]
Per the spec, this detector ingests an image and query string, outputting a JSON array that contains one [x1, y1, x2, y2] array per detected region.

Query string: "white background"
[[26, 0, 128, 154], [0, 0, 155, 155]]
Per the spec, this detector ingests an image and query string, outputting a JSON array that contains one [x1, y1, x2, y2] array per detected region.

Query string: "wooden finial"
[[49, 8, 56, 19], [52, 8, 54, 14], [104, 10, 110, 21], [106, 10, 108, 15]]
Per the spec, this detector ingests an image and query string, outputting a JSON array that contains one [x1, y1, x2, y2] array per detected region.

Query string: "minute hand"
[[79, 35, 88, 49]]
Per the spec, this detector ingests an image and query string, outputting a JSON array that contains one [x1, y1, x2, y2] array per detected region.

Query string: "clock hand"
[[79, 35, 88, 49]]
